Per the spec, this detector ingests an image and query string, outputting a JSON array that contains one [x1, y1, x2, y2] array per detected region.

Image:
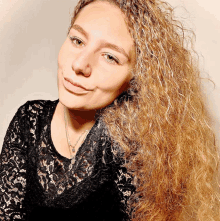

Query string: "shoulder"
[[23, 99, 58, 110], [16, 99, 59, 116], [9, 99, 59, 131]]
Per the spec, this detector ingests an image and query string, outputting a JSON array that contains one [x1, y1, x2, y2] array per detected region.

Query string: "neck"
[[63, 104, 97, 133]]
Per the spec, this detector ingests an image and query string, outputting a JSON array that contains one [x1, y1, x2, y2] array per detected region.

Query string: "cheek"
[[96, 67, 131, 93], [58, 51, 65, 71], [57, 70, 63, 89], [57, 41, 70, 69]]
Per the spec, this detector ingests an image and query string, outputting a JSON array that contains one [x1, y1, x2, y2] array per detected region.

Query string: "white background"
[[0, 0, 220, 150]]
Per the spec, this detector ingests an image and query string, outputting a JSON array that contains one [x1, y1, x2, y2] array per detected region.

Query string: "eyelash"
[[69, 36, 120, 65], [69, 36, 84, 46], [102, 54, 119, 64]]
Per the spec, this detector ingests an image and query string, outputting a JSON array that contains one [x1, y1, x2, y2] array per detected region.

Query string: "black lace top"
[[0, 99, 136, 221]]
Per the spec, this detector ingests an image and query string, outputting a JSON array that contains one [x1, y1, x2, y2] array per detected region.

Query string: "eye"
[[69, 36, 85, 47], [103, 53, 120, 65]]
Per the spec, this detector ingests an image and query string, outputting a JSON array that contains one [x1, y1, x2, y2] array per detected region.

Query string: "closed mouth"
[[64, 77, 90, 91]]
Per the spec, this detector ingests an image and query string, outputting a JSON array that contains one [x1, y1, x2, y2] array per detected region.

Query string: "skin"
[[51, 1, 135, 158]]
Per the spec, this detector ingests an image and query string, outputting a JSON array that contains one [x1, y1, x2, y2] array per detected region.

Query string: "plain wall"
[[1, 0, 220, 150]]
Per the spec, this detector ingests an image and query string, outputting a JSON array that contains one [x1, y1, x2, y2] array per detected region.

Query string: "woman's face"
[[57, 0, 135, 111]]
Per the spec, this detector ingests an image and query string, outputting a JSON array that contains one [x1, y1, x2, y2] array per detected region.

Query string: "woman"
[[1, 0, 220, 220]]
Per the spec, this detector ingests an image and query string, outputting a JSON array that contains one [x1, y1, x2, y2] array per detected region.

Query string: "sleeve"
[[0, 103, 29, 220]]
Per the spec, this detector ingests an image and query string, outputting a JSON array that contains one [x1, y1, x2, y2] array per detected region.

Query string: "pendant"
[[70, 145, 75, 153]]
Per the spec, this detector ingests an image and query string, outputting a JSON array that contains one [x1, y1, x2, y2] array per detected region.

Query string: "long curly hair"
[[69, 0, 220, 220]]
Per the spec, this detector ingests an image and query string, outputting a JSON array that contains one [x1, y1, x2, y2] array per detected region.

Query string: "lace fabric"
[[0, 100, 135, 221]]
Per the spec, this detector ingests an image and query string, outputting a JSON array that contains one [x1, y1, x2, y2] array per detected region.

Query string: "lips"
[[63, 77, 91, 95], [65, 77, 89, 90]]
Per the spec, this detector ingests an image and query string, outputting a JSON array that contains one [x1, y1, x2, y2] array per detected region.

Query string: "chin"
[[59, 93, 83, 111]]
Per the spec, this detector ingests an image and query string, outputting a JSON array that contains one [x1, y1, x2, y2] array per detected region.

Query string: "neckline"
[[47, 99, 100, 162]]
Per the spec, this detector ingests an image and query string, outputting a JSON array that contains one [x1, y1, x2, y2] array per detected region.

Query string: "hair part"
[[70, 0, 220, 220]]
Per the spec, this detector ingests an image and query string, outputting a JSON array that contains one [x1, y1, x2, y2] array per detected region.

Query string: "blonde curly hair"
[[69, 0, 220, 220]]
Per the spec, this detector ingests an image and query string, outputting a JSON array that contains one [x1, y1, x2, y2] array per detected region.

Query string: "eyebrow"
[[72, 24, 89, 39], [71, 24, 130, 61]]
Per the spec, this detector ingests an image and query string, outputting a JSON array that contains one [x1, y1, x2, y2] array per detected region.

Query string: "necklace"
[[64, 107, 89, 161]]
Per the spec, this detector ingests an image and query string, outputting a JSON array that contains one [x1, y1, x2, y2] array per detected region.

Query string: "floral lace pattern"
[[0, 100, 135, 220]]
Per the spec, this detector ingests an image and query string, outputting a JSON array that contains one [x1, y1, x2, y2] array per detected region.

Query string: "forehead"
[[75, 1, 125, 23], [73, 1, 133, 50]]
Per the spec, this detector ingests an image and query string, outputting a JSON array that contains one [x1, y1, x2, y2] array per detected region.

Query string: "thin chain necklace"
[[64, 106, 89, 162]]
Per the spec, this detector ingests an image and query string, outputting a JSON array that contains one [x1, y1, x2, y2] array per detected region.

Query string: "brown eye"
[[69, 36, 85, 47], [103, 53, 119, 65]]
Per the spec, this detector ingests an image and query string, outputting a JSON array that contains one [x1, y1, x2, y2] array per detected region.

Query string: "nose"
[[72, 51, 92, 77]]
